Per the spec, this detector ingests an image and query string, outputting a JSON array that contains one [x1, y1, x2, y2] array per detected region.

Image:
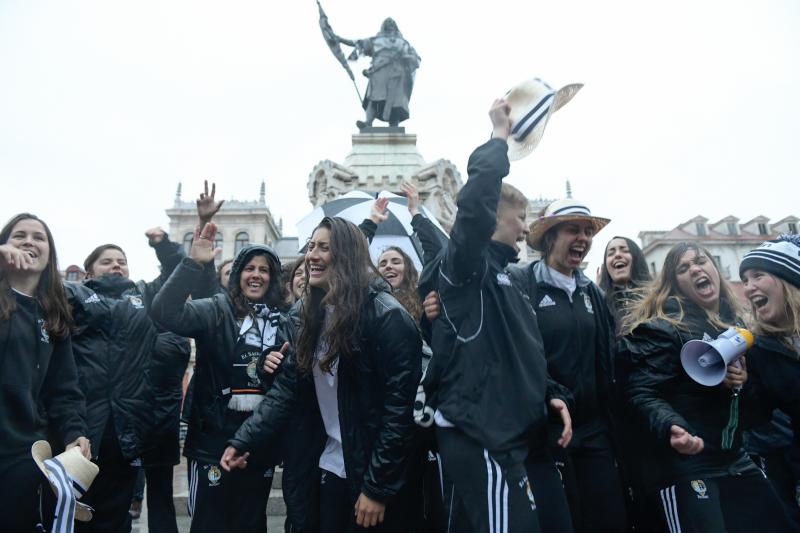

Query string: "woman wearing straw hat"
[[739, 234, 800, 529], [508, 198, 628, 532], [0, 213, 90, 531]]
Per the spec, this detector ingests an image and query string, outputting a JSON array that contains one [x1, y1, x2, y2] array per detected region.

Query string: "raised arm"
[[150, 223, 222, 339], [358, 197, 389, 245], [441, 100, 511, 284], [195, 180, 226, 298], [140, 227, 185, 303]]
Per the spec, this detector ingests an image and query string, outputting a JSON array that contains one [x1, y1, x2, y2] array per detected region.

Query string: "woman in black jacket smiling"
[[739, 234, 800, 529], [0, 213, 89, 531], [222, 216, 422, 532], [150, 222, 292, 533], [621, 242, 791, 532]]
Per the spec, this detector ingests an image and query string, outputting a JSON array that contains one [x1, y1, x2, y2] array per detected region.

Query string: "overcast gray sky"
[[1, 0, 797, 279]]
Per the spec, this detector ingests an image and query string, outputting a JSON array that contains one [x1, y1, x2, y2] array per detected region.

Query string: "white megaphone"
[[680, 327, 754, 386]]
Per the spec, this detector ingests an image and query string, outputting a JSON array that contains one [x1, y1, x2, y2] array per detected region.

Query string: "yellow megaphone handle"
[[735, 327, 754, 349]]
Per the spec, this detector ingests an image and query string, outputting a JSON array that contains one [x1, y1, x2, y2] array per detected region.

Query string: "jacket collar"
[[85, 274, 135, 298], [754, 334, 800, 362], [531, 260, 591, 288], [488, 240, 520, 267]]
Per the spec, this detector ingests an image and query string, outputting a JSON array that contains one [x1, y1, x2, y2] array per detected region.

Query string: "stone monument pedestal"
[[308, 127, 462, 228]]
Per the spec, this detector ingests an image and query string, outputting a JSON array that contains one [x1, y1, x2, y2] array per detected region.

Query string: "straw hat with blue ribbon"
[[32, 440, 98, 525], [504, 78, 582, 161], [527, 198, 610, 251]]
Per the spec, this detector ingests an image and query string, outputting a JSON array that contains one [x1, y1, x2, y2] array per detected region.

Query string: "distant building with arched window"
[[166, 181, 300, 267]]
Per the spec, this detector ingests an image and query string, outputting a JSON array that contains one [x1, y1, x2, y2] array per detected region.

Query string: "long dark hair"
[[378, 246, 422, 322], [0, 213, 72, 339], [599, 236, 651, 330], [296, 217, 378, 374]]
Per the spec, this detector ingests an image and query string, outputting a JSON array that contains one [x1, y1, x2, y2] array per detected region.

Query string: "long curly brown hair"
[[295, 217, 380, 374], [378, 246, 422, 322], [0, 213, 72, 339]]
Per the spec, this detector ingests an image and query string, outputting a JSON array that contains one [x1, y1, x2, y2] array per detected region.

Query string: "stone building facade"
[[165, 182, 300, 267], [639, 214, 799, 298]]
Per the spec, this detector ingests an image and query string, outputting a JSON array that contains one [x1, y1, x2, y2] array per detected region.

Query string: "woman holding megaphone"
[[740, 234, 800, 529], [620, 242, 791, 532]]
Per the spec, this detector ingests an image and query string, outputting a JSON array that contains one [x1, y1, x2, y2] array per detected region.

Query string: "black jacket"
[[65, 238, 183, 460], [141, 332, 191, 467], [746, 335, 800, 480], [621, 298, 759, 489], [427, 138, 570, 467], [0, 289, 86, 463], [507, 260, 616, 443], [228, 283, 422, 530], [150, 250, 293, 466]]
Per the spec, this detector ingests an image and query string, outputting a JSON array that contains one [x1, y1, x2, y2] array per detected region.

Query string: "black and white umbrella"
[[296, 190, 448, 270]]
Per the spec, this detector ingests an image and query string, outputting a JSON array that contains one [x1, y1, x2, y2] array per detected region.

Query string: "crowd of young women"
[[2, 106, 799, 532]]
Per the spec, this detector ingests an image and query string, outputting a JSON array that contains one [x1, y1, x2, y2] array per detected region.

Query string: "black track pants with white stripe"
[[186, 458, 274, 533], [437, 427, 573, 533], [656, 472, 795, 533]]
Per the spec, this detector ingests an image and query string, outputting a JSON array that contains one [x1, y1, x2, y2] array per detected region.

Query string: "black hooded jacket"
[[227, 281, 422, 530], [140, 331, 191, 467], [620, 297, 759, 490], [150, 245, 293, 466], [64, 237, 183, 460], [426, 138, 571, 467], [0, 289, 87, 463]]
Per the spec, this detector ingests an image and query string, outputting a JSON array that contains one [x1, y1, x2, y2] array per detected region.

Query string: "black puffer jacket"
[[141, 332, 191, 467], [228, 282, 422, 531], [150, 246, 293, 466], [621, 297, 759, 490], [64, 238, 183, 460]]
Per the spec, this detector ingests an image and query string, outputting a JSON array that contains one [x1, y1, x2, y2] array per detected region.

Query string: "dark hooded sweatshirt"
[[150, 245, 293, 466], [0, 289, 87, 464]]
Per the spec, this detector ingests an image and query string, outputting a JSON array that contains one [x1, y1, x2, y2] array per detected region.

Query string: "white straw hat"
[[504, 77, 582, 161], [527, 198, 610, 251], [31, 441, 98, 523]]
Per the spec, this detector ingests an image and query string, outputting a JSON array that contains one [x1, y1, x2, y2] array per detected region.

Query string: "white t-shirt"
[[313, 308, 347, 479], [547, 265, 577, 300]]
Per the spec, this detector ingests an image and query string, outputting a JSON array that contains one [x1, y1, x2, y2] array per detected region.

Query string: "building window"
[[727, 222, 738, 236], [789, 222, 798, 234], [65, 270, 80, 281], [696, 223, 707, 236], [713, 255, 722, 268], [183, 232, 193, 255], [235, 232, 250, 254], [650, 262, 657, 275], [757, 223, 768, 235], [214, 234, 224, 252]]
